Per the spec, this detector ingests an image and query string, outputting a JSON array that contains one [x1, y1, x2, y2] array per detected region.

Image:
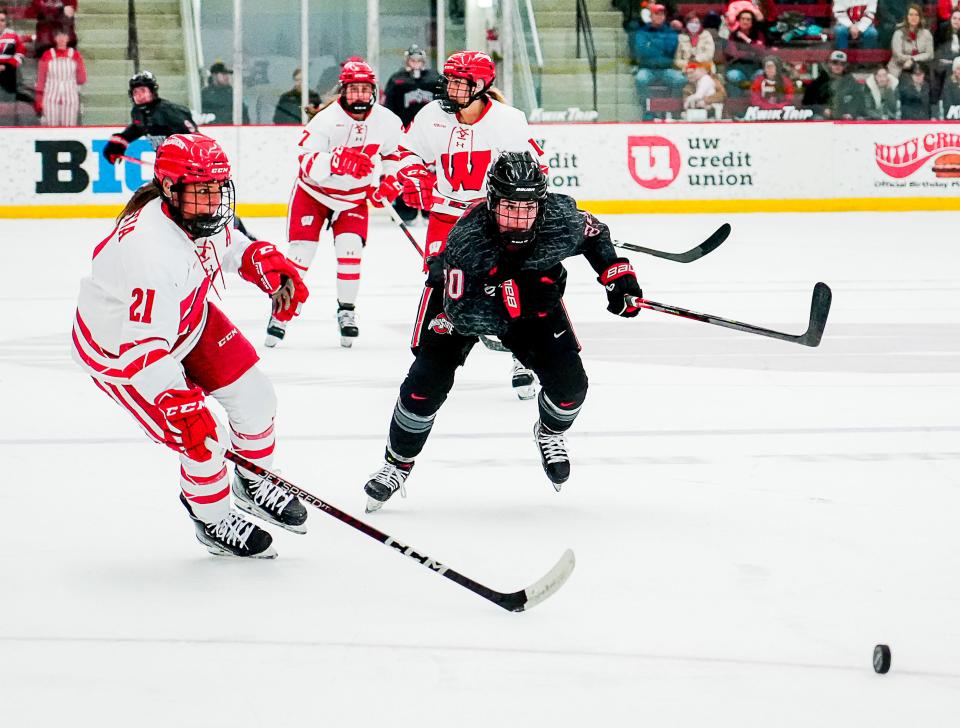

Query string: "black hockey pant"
[[387, 288, 588, 461]]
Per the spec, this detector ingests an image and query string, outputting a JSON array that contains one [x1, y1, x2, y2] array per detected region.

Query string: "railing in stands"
[[127, 0, 140, 73], [523, 0, 544, 106], [181, 0, 203, 117], [575, 0, 597, 111]]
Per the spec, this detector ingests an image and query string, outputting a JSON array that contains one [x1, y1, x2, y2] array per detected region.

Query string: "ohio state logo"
[[875, 132, 960, 178], [428, 313, 453, 334], [627, 136, 680, 189]]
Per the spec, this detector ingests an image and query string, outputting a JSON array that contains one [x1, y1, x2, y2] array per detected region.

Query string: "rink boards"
[[3, 122, 960, 217]]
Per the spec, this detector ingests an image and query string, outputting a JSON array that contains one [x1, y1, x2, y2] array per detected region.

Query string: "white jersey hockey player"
[[395, 50, 545, 399], [72, 134, 310, 558], [265, 58, 405, 348]]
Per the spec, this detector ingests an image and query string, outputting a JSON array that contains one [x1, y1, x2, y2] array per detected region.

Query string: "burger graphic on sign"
[[931, 154, 960, 178]]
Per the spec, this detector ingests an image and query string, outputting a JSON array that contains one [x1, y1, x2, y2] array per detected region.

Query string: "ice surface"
[[1, 211, 958, 726]]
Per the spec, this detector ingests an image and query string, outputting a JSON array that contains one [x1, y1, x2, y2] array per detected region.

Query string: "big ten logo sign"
[[34, 139, 154, 194], [627, 136, 680, 189], [532, 137, 581, 189]]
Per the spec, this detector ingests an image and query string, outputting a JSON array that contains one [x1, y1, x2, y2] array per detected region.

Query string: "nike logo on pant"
[[410, 393, 428, 400], [553, 330, 566, 338]]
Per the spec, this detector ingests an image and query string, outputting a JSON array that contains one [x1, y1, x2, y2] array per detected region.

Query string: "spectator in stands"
[[864, 65, 900, 117], [683, 61, 726, 110], [932, 9, 960, 97], [833, 0, 880, 49], [33, 0, 76, 59], [725, 7, 767, 91], [898, 61, 933, 116], [888, 4, 934, 77], [384, 44, 441, 127], [675, 11, 716, 71], [751, 56, 795, 107], [633, 4, 685, 106], [202, 60, 250, 124], [937, 0, 959, 33], [802, 49, 866, 117], [273, 68, 319, 125], [35, 25, 84, 125], [0, 8, 28, 99], [940, 55, 960, 115]]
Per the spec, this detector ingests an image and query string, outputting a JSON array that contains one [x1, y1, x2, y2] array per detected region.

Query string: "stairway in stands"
[[79, 0, 189, 125], [529, 0, 640, 121]]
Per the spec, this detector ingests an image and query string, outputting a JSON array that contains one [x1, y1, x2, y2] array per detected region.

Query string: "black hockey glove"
[[598, 258, 642, 317], [102, 138, 128, 165], [501, 269, 566, 320], [425, 256, 444, 289]]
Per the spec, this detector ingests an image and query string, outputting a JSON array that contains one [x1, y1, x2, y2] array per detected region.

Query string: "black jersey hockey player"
[[363, 152, 643, 512]]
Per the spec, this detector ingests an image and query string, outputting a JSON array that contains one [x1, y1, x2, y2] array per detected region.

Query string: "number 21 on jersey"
[[129, 288, 156, 323]]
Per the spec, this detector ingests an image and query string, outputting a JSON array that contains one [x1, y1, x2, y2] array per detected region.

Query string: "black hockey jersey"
[[442, 194, 620, 337], [383, 68, 440, 127], [115, 98, 198, 150]]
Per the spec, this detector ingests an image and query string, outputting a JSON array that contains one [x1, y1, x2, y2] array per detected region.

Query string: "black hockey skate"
[[364, 449, 414, 513], [264, 315, 286, 348], [337, 302, 359, 348], [180, 493, 277, 559], [512, 357, 536, 400], [533, 420, 570, 490], [232, 470, 308, 534]]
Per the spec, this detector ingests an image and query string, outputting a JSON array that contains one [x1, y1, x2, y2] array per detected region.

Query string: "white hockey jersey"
[[295, 101, 404, 211], [833, 0, 877, 31], [72, 198, 253, 402], [399, 99, 544, 218]]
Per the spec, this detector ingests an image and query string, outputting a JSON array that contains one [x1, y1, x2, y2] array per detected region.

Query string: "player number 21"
[[129, 288, 156, 323]]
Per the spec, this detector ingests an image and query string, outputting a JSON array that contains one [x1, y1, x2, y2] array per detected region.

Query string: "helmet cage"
[[486, 153, 548, 248], [165, 179, 236, 239]]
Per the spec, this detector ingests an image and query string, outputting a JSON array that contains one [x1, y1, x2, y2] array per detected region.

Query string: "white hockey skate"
[[337, 304, 359, 348], [512, 357, 537, 400]]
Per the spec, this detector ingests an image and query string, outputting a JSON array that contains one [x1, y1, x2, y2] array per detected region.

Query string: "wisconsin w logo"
[[440, 149, 492, 192]]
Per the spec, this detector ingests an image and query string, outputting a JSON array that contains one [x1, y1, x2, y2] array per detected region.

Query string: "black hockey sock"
[[388, 397, 437, 460], [537, 390, 584, 433]]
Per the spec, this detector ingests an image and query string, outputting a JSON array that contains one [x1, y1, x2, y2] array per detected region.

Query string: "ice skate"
[[180, 493, 277, 559], [232, 470, 308, 534], [533, 420, 570, 490], [364, 450, 414, 512], [512, 357, 536, 400], [264, 315, 286, 348], [337, 303, 359, 348]]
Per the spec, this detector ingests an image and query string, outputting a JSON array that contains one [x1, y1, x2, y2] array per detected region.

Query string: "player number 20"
[[446, 268, 464, 300], [129, 288, 156, 323]]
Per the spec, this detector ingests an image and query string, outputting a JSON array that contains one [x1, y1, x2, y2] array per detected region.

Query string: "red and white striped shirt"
[[36, 47, 86, 125], [295, 101, 404, 211], [72, 198, 254, 403]]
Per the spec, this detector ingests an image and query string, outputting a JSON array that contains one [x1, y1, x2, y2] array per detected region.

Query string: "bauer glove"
[[599, 258, 642, 317]]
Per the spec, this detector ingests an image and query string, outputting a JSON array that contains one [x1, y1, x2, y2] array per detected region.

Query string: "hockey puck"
[[873, 644, 891, 674]]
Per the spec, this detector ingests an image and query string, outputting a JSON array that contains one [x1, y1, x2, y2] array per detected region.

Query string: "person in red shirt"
[[33, 0, 77, 58], [750, 56, 795, 108], [0, 9, 27, 97], [35, 26, 86, 124]]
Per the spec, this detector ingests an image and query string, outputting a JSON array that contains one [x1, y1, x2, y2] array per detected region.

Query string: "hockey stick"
[[626, 281, 832, 347], [615, 223, 730, 263], [384, 201, 426, 257], [208, 440, 575, 612], [119, 154, 148, 166]]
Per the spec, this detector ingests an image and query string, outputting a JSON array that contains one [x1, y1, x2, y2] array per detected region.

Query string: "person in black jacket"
[[802, 50, 866, 118], [383, 45, 439, 222], [201, 61, 250, 124], [102, 71, 198, 163], [361, 152, 643, 511], [899, 62, 933, 118], [273, 67, 320, 124]]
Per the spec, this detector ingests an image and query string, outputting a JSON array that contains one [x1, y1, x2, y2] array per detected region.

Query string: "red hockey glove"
[[330, 145, 375, 179], [599, 258, 642, 318], [102, 136, 129, 165], [155, 386, 218, 462], [368, 175, 402, 208], [398, 164, 436, 210], [238, 241, 310, 321]]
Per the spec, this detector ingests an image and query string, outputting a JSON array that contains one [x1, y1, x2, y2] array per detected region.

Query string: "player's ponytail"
[[117, 181, 162, 223], [486, 86, 507, 104]]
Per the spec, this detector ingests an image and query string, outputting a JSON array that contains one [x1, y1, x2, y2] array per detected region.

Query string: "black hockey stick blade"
[[208, 440, 574, 612], [479, 334, 510, 353], [615, 223, 731, 263], [626, 281, 832, 347]]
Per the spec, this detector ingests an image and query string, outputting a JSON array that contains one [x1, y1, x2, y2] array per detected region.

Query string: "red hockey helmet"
[[338, 59, 377, 114], [439, 51, 496, 112], [153, 134, 235, 238]]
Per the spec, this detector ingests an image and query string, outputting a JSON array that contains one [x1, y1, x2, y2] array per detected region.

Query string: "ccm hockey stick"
[[615, 223, 731, 263], [626, 281, 832, 347], [208, 439, 575, 612]]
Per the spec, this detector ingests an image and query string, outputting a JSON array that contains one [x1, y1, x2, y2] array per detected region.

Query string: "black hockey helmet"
[[129, 70, 159, 104], [486, 151, 548, 247]]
